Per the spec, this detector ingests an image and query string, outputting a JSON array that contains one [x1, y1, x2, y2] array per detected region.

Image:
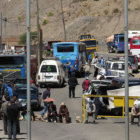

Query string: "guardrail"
[[82, 94, 140, 123]]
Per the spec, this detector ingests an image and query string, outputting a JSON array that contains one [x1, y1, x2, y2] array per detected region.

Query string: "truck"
[[106, 34, 124, 53], [128, 30, 140, 51], [0, 50, 37, 83]]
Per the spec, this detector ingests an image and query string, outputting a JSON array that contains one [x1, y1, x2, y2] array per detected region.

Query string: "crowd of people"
[[0, 54, 140, 139]]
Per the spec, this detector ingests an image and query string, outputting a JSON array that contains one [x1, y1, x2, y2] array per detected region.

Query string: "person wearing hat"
[[85, 100, 96, 124], [131, 103, 140, 126], [59, 102, 69, 123], [82, 77, 91, 93]]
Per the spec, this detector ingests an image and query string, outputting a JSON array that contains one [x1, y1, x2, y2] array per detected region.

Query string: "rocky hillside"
[[1, 0, 140, 45]]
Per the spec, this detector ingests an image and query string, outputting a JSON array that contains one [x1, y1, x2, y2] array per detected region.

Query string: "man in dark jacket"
[[68, 74, 78, 98], [7, 98, 20, 140]]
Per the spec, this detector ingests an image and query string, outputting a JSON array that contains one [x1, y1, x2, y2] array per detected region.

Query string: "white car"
[[37, 59, 66, 87]]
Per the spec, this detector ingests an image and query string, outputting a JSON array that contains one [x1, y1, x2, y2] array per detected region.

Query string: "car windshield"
[[15, 89, 37, 99], [112, 63, 124, 70], [132, 39, 140, 45], [119, 37, 124, 42], [41, 65, 57, 72], [57, 45, 74, 52]]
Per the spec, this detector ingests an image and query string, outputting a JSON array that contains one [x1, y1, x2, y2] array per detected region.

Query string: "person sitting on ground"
[[131, 104, 140, 126], [21, 106, 35, 121], [47, 101, 57, 122], [85, 100, 96, 124], [82, 77, 91, 93], [59, 102, 70, 123]]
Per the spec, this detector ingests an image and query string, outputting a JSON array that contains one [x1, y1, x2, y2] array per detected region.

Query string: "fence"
[[82, 94, 140, 123]]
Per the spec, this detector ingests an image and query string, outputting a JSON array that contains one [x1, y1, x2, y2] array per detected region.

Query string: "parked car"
[[15, 85, 42, 110], [111, 77, 140, 88], [37, 59, 66, 88]]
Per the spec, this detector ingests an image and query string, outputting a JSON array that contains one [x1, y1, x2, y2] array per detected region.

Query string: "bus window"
[[57, 46, 74, 52]]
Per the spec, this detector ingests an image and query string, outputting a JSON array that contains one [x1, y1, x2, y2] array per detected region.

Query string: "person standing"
[[7, 98, 20, 140], [82, 77, 91, 93], [83, 62, 90, 77], [0, 96, 10, 135], [100, 56, 104, 68], [68, 74, 78, 98], [93, 67, 98, 80], [88, 54, 92, 64], [85, 100, 96, 124], [41, 87, 51, 119]]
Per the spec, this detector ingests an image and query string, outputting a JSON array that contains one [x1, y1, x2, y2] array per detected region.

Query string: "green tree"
[[18, 32, 38, 45]]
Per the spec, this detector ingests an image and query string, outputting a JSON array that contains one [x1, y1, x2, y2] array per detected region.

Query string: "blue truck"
[[106, 34, 124, 53]]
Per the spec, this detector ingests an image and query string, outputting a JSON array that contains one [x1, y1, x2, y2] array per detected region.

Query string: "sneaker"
[[54, 120, 57, 123], [93, 120, 96, 124], [85, 120, 88, 124]]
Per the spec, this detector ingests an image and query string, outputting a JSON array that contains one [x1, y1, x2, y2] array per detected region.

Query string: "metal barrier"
[[82, 94, 140, 123]]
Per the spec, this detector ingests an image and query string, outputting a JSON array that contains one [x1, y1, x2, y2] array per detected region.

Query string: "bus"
[[80, 38, 98, 58], [53, 42, 87, 75], [130, 36, 140, 66]]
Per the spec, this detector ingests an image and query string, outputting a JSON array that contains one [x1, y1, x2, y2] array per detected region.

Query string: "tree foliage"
[[18, 31, 38, 45]]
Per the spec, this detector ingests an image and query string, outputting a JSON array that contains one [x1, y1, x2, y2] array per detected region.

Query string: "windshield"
[[132, 39, 140, 45], [15, 89, 37, 99], [0, 56, 24, 68], [82, 40, 96, 47], [119, 37, 124, 42], [41, 65, 57, 73], [80, 35, 91, 40], [57, 45, 74, 52], [112, 63, 124, 70]]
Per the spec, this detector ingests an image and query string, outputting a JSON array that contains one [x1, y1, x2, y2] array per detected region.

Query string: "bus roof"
[[53, 42, 82, 45]]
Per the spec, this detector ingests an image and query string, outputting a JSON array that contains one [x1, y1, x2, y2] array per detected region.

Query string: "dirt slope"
[[0, 0, 140, 43]]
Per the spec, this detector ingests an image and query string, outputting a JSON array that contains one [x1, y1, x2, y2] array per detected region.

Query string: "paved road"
[[0, 59, 140, 140]]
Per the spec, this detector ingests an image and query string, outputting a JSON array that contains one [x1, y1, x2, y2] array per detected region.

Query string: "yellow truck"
[[80, 38, 98, 58]]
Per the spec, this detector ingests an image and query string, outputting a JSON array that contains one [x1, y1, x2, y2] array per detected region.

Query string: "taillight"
[[57, 75, 60, 80], [134, 57, 137, 62]]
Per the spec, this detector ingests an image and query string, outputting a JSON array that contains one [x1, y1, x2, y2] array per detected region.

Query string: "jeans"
[[7, 119, 17, 139], [86, 112, 96, 122], [3, 115, 7, 134], [41, 102, 49, 117]]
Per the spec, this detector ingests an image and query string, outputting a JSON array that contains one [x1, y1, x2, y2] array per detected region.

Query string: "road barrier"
[[82, 94, 140, 123]]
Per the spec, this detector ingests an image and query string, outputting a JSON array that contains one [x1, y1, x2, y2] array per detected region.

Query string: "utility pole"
[[36, 0, 41, 68], [60, 0, 66, 41], [4, 3, 7, 38], [124, 0, 129, 140], [0, 12, 2, 52], [26, 0, 31, 139]]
